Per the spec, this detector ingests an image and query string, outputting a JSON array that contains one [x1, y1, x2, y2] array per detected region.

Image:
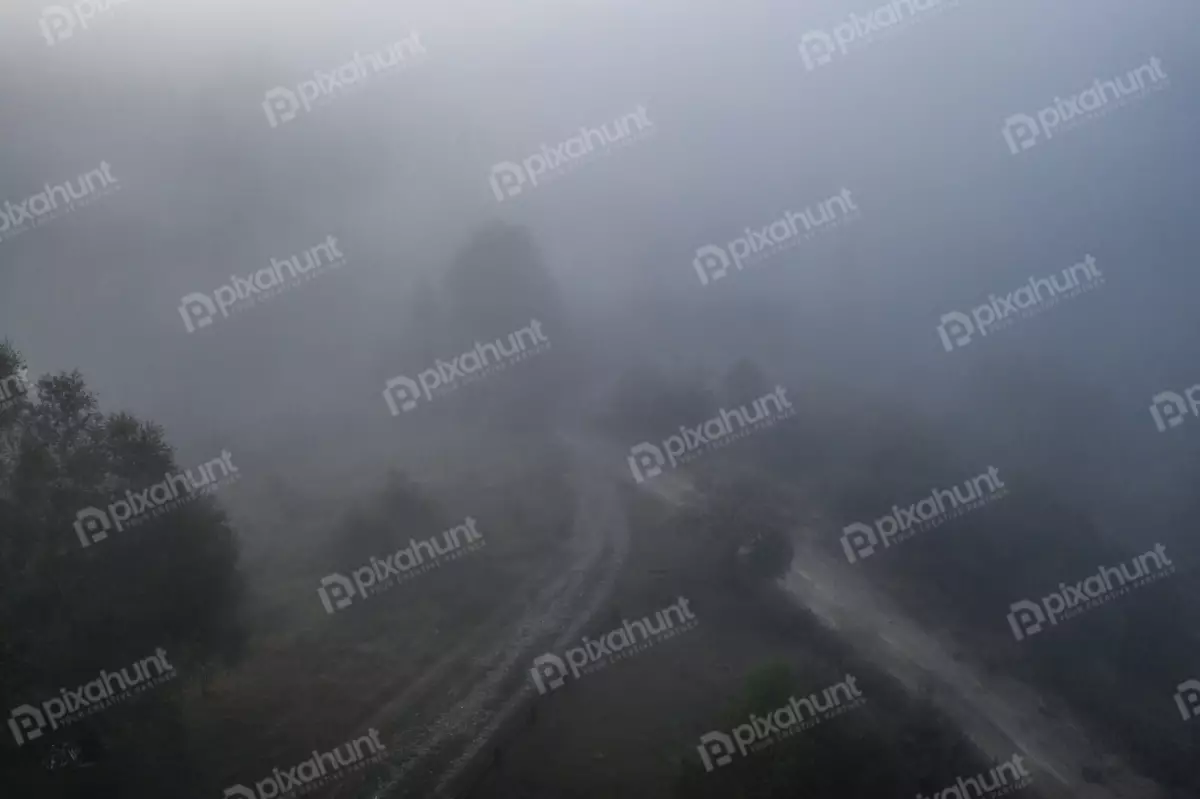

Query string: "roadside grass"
[[181, 427, 576, 796]]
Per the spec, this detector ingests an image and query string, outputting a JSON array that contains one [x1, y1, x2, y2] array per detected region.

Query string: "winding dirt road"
[[354, 426, 1165, 799], [359, 431, 631, 798], [779, 531, 1165, 799]]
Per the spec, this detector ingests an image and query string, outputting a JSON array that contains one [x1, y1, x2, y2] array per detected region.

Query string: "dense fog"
[[2, 1, 1199, 798]]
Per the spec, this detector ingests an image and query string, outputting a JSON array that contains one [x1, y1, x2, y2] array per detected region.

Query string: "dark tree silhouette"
[[0, 342, 245, 798]]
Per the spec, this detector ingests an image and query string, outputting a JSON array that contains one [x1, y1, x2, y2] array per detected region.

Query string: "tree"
[[442, 222, 567, 340], [605, 362, 718, 441], [0, 342, 245, 797], [721, 358, 771, 405], [323, 468, 447, 566], [407, 272, 444, 367]]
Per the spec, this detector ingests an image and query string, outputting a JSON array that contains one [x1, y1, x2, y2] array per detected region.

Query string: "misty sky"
[[0, 0, 1197, 479]]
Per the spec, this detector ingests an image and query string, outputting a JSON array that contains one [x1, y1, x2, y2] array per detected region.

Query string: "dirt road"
[[779, 531, 1165, 799], [360, 431, 631, 798]]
